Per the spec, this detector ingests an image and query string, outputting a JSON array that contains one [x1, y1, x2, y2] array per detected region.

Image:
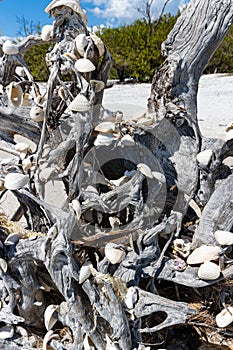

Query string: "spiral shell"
[[197, 261, 220, 280], [41, 24, 53, 41], [187, 245, 221, 265], [68, 94, 90, 112], [214, 230, 233, 246], [6, 82, 23, 107], [75, 58, 95, 73], [75, 33, 88, 57], [216, 307, 233, 328], [2, 40, 19, 55], [30, 105, 45, 122], [4, 173, 29, 190]]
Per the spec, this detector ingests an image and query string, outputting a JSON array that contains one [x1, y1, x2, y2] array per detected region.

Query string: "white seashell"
[[89, 33, 105, 57], [137, 163, 153, 179], [43, 330, 60, 350], [196, 149, 212, 167], [15, 142, 30, 153], [0, 258, 7, 272], [75, 33, 88, 57], [41, 24, 53, 41], [136, 117, 153, 126], [94, 132, 116, 146], [94, 122, 116, 133], [45, 0, 88, 26], [152, 171, 166, 183], [15, 66, 25, 77], [57, 301, 69, 315], [121, 134, 135, 146], [4, 233, 20, 246], [22, 158, 33, 173], [75, 58, 96, 73], [4, 173, 29, 190], [104, 243, 126, 264], [89, 79, 105, 92], [68, 94, 90, 112], [2, 40, 19, 55], [124, 286, 138, 309], [197, 261, 220, 280], [216, 307, 233, 328], [215, 230, 233, 246], [6, 82, 23, 107], [0, 325, 14, 339], [79, 262, 92, 284], [30, 105, 44, 122], [69, 199, 81, 220], [187, 245, 221, 265], [44, 304, 58, 331]]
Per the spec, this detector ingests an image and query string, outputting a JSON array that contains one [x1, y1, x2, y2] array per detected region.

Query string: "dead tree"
[[0, 0, 233, 349]]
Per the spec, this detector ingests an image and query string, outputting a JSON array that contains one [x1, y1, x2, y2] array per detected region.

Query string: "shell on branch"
[[15, 66, 25, 77], [39, 167, 56, 183], [187, 245, 221, 265], [79, 262, 92, 283], [197, 261, 221, 280], [104, 243, 126, 264], [214, 230, 233, 246], [44, 304, 58, 331], [41, 24, 53, 41], [30, 105, 45, 122], [152, 171, 166, 183], [196, 149, 212, 167], [89, 79, 105, 92], [2, 40, 19, 55], [6, 82, 23, 107], [4, 173, 29, 190], [75, 58, 96, 73], [136, 116, 154, 126], [216, 307, 233, 328], [22, 158, 33, 173], [75, 33, 88, 57], [15, 142, 31, 153], [68, 94, 90, 112], [89, 33, 105, 57], [94, 122, 116, 133], [0, 258, 8, 273], [43, 330, 60, 350], [137, 163, 154, 179], [69, 199, 81, 220], [124, 286, 138, 309], [45, 0, 88, 25], [22, 92, 33, 106], [120, 134, 135, 146], [94, 132, 116, 146], [0, 325, 14, 340]]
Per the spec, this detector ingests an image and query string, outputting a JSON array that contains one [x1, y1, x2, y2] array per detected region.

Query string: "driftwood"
[[0, 0, 233, 349]]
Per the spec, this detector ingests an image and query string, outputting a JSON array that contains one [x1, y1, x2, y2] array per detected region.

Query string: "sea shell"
[[45, 0, 88, 26], [41, 24, 53, 41], [2, 40, 19, 55], [0, 258, 7, 273], [69, 199, 81, 220], [121, 134, 135, 146], [75, 58, 96, 73], [15, 66, 25, 77], [44, 304, 58, 331], [196, 149, 212, 167], [215, 230, 233, 246], [104, 243, 126, 264], [137, 163, 154, 179], [94, 122, 116, 133], [197, 261, 221, 280], [94, 132, 116, 146], [216, 307, 233, 328], [89, 33, 105, 57], [4, 173, 29, 190], [75, 33, 88, 57], [57, 301, 69, 315], [6, 82, 23, 107], [136, 117, 153, 126], [152, 171, 166, 183], [0, 325, 14, 340], [22, 92, 33, 106], [124, 286, 138, 309], [30, 105, 44, 122], [22, 158, 33, 173], [68, 94, 90, 112], [89, 79, 105, 92], [43, 330, 60, 350], [15, 142, 31, 153], [79, 262, 92, 284], [187, 245, 221, 265]]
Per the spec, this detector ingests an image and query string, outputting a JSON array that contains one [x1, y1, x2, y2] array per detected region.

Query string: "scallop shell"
[[121, 134, 135, 146], [79, 262, 92, 284], [0, 325, 14, 340], [89, 33, 105, 57], [104, 243, 126, 264], [45, 0, 88, 26], [137, 163, 153, 179], [196, 149, 212, 167], [75, 58, 96, 73], [187, 245, 221, 265], [94, 122, 116, 133], [2, 40, 19, 55], [30, 105, 44, 122], [4, 173, 29, 190], [216, 307, 233, 328], [15, 66, 25, 77], [198, 261, 220, 280], [44, 304, 58, 331], [94, 132, 115, 146], [68, 94, 90, 112], [75, 33, 88, 57], [6, 82, 23, 107], [41, 24, 53, 41], [215, 230, 233, 246]]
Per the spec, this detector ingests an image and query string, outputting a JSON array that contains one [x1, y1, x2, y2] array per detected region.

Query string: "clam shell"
[[215, 230, 233, 246], [79, 262, 92, 284], [41, 24, 53, 41], [121, 134, 135, 146], [30, 105, 44, 122], [94, 132, 115, 146], [197, 261, 220, 280], [6, 82, 23, 107], [75, 58, 96, 73], [0, 325, 14, 340], [4, 173, 29, 190], [57, 301, 69, 315], [89, 79, 105, 92], [136, 117, 153, 126], [216, 307, 233, 328], [15, 142, 30, 153], [152, 171, 166, 183], [2, 40, 19, 55], [68, 94, 90, 112], [196, 149, 212, 167], [187, 245, 221, 265], [137, 163, 153, 179], [94, 122, 116, 133], [44, 304, 58, 331], [0, 258, 8, 273], [22, 158, 33, 173], [75, 33, 88, 57], [15, 66, 25, 77], [104, 243, 126, 264], [89, 33, 105, 57], [45, 0, 88, 26]]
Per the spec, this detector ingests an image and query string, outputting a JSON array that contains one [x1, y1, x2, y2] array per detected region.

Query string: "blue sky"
[[0, 0, 189, 37]]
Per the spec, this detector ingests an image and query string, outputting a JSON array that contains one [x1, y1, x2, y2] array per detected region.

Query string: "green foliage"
[[24, 44, 50, 82]]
